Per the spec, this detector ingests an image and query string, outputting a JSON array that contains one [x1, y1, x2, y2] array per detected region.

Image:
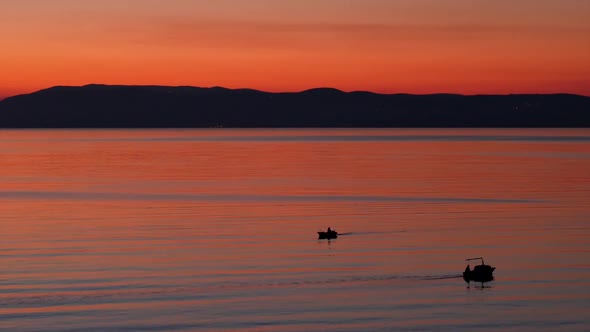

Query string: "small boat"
[[318, 229, 338, 239], [463, 257, 495, 283]]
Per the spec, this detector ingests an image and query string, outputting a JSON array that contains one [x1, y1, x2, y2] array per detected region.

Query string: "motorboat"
[[318, 229, 338, 239], [463, 257, 495, 283]]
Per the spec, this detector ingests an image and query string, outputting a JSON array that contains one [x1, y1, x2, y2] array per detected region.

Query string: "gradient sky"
[[1, 0, 589, 99]]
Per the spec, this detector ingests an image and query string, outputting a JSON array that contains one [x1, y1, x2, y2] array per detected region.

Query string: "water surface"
[[1, 129, 589, 331]]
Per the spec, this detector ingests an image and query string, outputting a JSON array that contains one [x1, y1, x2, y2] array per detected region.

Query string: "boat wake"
[[0, 273, 464, 310], [336, 230, 408, 236]]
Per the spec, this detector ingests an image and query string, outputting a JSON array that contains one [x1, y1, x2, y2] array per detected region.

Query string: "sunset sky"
[[1, 0, 589, 99]]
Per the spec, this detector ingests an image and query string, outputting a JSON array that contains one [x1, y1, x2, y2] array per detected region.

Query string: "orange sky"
[[1, 0, 589, 99]]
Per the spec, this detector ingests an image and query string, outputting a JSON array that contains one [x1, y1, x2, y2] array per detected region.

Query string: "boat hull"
[[463, 265, 495, 283], [318, 231, 338, 239]]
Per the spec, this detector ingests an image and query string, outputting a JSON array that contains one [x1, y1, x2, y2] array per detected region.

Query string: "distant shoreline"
[[1, 84, 589, 128]]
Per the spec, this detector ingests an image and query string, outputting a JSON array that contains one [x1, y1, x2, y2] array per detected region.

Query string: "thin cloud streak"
[[62, 17, 590, 52]]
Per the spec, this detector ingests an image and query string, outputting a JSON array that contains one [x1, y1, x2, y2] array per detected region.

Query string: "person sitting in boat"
[[465, 265, 470, 273], [327, 227, 332, 234]]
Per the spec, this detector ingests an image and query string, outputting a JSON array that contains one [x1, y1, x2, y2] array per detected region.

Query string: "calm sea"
[[1, 129, 589, 331]]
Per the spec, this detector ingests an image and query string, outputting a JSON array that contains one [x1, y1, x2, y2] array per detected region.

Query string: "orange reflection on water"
[[1, 129, 589, 330]]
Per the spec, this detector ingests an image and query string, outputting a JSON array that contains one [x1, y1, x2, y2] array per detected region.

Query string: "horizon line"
[[1, 83, 589, 101]]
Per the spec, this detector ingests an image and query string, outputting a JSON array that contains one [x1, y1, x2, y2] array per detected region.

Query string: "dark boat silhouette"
[[318, 228, 338, 239], [463, 257, 495, 283]]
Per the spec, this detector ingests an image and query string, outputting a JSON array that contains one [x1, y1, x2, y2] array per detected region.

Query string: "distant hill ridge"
[[0, 84, 588, 127]]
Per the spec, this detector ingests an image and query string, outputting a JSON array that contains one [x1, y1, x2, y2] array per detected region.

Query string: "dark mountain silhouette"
[[0, 84, 589, 127]]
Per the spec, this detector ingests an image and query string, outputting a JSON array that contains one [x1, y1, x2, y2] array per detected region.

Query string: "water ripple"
[[0, 190, 547, 204]]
